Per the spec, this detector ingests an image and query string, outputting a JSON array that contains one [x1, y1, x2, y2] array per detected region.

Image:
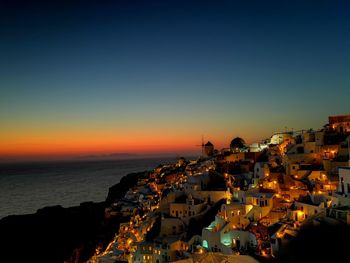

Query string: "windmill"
[[195, 135, 205, 156]]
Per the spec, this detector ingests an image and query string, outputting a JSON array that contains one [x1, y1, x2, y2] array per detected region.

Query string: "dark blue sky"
[[1, 0, 350, 158]]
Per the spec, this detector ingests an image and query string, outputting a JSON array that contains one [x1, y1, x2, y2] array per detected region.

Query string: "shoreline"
[[0, 156, 183, 219], [0, 170, 149, 263]]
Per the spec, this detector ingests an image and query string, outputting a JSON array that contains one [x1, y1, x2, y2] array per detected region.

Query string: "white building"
[[244, 192, 275, 220], [248, 143, 268, 152], [339, 167, 350, 195], [288, 194, 332, 222], [270, 132, 293, 145], [153, 236, 189, 263], [169, 195, 207, 222], [201, 215, 257, 254], [160, 217, 186, 236], [132, 242, 154, 263], [253, 162, 270, 179]]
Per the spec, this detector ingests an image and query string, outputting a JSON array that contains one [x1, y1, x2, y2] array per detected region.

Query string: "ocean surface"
[[0, 157, 178, 219]]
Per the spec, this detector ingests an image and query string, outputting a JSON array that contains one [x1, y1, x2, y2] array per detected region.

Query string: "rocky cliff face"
[[0, 171, 147, 263], [106, 171, 148, 204], [0, 202, 105, 263]]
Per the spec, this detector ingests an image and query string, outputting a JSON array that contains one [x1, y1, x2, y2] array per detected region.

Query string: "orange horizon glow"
[[0, 130, 266, 160], [0, 117, 274, 161], [0, 137, 200, 158]]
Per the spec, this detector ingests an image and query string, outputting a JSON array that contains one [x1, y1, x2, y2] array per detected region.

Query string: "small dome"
[[230, 137, 246, 149]]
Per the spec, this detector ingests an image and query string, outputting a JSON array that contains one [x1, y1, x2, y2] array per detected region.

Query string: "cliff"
[[0, 171, 147, 263], [276, 224, 350, 263]]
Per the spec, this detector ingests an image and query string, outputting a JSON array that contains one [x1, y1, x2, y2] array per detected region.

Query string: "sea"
[[0, 156, 182, 219]]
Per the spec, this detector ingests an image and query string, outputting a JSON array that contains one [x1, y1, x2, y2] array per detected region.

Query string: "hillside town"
[[90, 114, 350, 263]]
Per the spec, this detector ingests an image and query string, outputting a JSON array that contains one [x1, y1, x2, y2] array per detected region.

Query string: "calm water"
[[0, 157, 176, 219]]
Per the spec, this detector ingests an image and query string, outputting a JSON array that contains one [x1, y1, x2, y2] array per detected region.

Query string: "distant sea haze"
[[0, 157, 180, 219]]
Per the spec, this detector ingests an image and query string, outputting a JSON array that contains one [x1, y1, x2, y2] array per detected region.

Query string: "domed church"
[[230, 137, 246, 152]]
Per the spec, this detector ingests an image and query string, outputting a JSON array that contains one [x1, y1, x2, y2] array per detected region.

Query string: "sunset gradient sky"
[[1, 0, 350, 161]]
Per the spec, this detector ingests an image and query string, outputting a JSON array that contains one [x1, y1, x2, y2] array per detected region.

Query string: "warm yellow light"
[[297, 210, 304, 218]]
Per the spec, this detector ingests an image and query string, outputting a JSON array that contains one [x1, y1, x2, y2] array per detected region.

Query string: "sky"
[[1, 0, 350, 161]]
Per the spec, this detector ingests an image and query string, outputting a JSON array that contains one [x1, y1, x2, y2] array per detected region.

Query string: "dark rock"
[[0, 171, 147, 263], [106, 171, 147, 204], [0, 202, 105, 263], [276, 224, 350, 263]]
